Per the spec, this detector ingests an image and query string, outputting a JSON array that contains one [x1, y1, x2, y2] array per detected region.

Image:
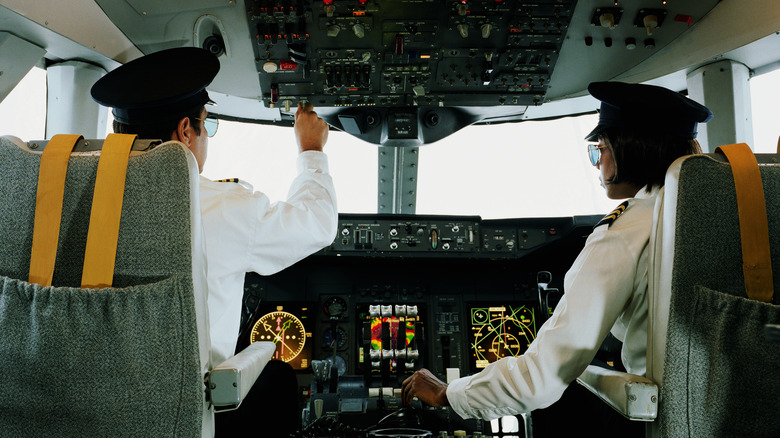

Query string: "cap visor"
[[585, 125, 603, 142]]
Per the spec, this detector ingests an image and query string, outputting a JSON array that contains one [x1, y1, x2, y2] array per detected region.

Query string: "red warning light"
[[674, 14, 692, 27]]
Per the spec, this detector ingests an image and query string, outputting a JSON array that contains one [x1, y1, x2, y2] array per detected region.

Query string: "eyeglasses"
[[587, 144, 608, 166], [193, 116, 219, 137]]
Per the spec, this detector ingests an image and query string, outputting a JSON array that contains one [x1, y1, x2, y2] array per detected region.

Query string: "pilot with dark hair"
[[401, 81, 712, 435], [91, 47, 338, 436]]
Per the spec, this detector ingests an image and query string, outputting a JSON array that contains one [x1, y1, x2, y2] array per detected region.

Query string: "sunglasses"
[[587, 144, 608, 166], [194, 116, 219, 137]]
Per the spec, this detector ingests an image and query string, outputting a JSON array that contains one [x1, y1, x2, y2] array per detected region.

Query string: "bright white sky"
[[1, 67, 778, 218]]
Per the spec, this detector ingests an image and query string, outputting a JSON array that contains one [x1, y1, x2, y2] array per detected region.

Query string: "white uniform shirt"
[[447, 187, 659, 420], [199, 150, 338, 365]]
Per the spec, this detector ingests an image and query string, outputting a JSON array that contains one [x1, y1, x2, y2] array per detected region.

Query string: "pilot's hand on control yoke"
[[401, 368, 449, 408], [295, 102, 328, 153]]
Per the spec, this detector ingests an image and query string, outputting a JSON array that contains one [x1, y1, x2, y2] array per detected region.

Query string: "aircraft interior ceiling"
[[1, 0, 780, 145], [1, 1, 779, 437]]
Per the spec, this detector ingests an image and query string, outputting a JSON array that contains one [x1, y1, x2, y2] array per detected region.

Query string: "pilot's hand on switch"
[[294, 102, 328, 153]]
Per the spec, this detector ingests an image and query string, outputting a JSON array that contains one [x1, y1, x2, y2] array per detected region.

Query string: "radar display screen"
[[250, 304, 313, 370], [356, 304, 423, 374], [469, 304, 537, 371]]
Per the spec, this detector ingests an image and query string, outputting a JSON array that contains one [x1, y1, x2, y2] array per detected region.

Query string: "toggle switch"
[[457, 23, 469, 38], [643, 14, 658, 35], [481, 23, 492, 39], [353, 23, 366, 38], [599, 13, 615, 29]]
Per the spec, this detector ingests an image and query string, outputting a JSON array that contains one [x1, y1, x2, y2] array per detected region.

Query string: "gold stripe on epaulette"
[[215, 178, 239, 183], [594, 200, 629, 229]]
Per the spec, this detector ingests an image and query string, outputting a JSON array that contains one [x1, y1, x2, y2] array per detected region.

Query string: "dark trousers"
[[531, 382, 646, 437], [215, 360, 300, 437]]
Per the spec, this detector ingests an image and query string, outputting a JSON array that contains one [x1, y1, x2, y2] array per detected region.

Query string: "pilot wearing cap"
[[92, 47, 337, 435], [402, 81, 712, 436]]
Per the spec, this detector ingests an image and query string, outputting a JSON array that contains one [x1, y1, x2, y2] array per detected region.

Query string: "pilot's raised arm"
[[199, 101, 338, 364], [402, 81, 713, 434]]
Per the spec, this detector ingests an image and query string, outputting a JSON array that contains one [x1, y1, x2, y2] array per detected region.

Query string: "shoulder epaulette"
[[214, 178, 239, 183], [594, 200, 629, 229]]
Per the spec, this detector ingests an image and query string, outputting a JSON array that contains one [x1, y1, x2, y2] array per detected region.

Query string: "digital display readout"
[[469, 304, 537, 371]]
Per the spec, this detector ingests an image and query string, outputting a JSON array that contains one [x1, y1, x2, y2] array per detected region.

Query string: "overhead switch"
[[395, 34, 404, 55], [481, 23, 492, 38], [457, 23, 469, 38], [599, 13, 615, 29], [643, 14, 658, 35], [263, 62, 278, 73], [457, 2, 468, 16], [323, 0, 335, 17], [634, 9, 667, 36], [327, 24, 340, 37], [353, 23, 366, 38], [590, 7, 623, 29], [270, 84, 279, 105]]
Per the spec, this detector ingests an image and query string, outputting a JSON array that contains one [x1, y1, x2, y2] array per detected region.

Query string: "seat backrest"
[[647, 151, 780, 437], [0, 136, 212, 437]]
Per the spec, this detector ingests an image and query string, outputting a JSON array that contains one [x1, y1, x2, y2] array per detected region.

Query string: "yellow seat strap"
[[81, 134, 136, 289], [28, 134, 82, 286], [715, 143, 774, 303]]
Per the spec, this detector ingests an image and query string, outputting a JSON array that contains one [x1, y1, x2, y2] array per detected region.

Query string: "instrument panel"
[[236, 213, 599, 436]]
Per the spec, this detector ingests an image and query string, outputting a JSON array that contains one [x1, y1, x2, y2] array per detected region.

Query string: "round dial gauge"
[[323, 296, 347, 318], [324, 354, 347, 376], [250, 311, 306, 363], [322, 327, 348, 350]]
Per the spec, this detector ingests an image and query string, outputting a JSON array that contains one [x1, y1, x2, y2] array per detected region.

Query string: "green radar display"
[[470, 305, 537, 371]]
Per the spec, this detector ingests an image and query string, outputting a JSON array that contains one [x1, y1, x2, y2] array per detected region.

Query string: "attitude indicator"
[[251, 311, 307, 363]]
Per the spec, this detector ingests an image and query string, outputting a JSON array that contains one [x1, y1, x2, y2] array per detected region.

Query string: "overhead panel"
[[247, 0, 577, 110], [550, 0, 720, 99]]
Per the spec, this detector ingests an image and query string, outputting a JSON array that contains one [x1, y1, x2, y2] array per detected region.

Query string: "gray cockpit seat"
[[577, 146, 780, 437], [0, 135, 273, 437]]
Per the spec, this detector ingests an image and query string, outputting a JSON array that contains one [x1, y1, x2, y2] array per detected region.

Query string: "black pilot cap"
[[585, 81, 713, 142], [91, 47, 220, 125]]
